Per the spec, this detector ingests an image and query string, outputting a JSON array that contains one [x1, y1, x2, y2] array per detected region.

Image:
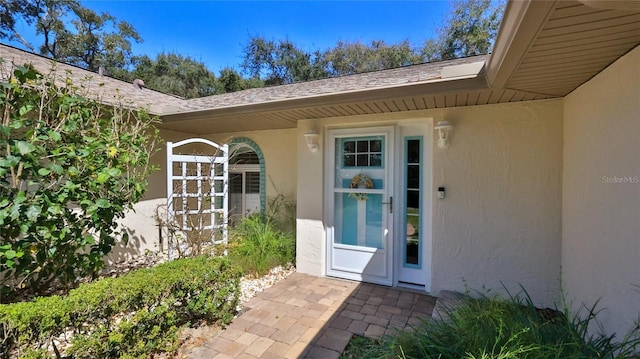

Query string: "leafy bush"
[[229, 214, 295, 276], [0, 256, 241, 358], [357, 291, 640, 359], [0, 62, 159, 296]]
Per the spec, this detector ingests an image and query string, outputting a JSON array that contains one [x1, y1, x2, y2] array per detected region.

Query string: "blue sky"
[[9, 1, 453, 72]]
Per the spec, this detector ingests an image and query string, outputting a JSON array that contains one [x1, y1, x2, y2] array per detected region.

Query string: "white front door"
[[326, 124, 432, 290], [326, 127, 394, 286]]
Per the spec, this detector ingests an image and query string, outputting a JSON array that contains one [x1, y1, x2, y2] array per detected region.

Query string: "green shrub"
[[0, 63, 159, 296], [359, 291, 640, 359], [0, 256, 241, 358], [340, 335, 378, 359], [228, 214, 295, 276]]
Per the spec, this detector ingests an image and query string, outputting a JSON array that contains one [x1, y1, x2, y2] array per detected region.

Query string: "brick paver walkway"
[[186, 273, 436, 359]]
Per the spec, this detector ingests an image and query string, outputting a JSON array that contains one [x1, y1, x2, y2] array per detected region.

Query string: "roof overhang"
[[8, 0, 635, 135], [486, 0, 640, 97], [158, 65, 489, 134], [486, 1, 558, 89], [159, 0, 640, 135]]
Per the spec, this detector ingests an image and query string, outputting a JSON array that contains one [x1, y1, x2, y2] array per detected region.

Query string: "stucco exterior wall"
[[430, 100, 563, 305], [562, 45, 640, 337], [111, 127, 298, 262], [205, 128, 298, 202], [296, 100, 563, 306], [110, 128, 196, 262], [296, 119, 327, 276]]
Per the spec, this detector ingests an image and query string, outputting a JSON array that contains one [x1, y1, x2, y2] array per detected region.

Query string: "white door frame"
[[324, 121, 433, 291], [325, 126, 394, 286], [393, 123, 433, 291]]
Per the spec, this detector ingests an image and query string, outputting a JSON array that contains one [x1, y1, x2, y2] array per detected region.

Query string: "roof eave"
[[159, 73, 489, 125], [486, 0, 557, 88]]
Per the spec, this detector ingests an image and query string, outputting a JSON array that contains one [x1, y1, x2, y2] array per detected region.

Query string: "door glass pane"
[[407, 139, 420, 163], [335, 136, 385, 189], [404, 138, 422, 268], [357, 140, 369, 152], [344, 141, 355, 153], [370, 154, 382, 167], [339, 136, 384, 169], [406, 211, 419, 265], [334, 193, 384, 249], [407, 165, 419, 189], [356, 154, 369, 166], [407, 190, 419, 210], [370, 140, 381, 152], [344, 154, 355, 167], [333, 134, 386, 249]]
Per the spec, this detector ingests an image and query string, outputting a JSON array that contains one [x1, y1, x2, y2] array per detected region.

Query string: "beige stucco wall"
[[562, 45, 640, 337], [430, 100, 563, 305], [296, 100, 563, 305], [205, 128, 298, 202], [111, 127, 298, 262], [296, 119, 327, 276], [109, 128, 196, 262]]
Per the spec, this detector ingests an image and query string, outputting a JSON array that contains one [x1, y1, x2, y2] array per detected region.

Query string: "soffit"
[[489, 0, 640, 97], [157, 57, 492, 134], [158, 86, 553, 134]]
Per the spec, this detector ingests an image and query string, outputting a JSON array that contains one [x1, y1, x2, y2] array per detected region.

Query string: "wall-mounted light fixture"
[[304, 130, 320, 153], [434, 120, 454, 149]]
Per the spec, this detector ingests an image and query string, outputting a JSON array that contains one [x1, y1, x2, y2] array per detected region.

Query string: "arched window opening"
[[228, 138, 265, 224]]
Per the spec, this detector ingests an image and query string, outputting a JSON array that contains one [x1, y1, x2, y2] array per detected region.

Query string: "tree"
[[317, 40, 421, 77], [240, 0, 504, 83], [241, 35, 315, 86], [212, 0, 505, 92], [0, 0, 39, 49], [423, 0, 504, 61], [217, 67, 264, 94], [126, 52, 219, 99], [0, 63, 158, 295], [0, 0, 142, 72], [241, 37, 421, 83]]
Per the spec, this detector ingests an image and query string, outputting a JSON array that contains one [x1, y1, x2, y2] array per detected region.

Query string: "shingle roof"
[[177, 55, 487, 114], [0, 43, 488, 117], [0, 43, 184, 114]]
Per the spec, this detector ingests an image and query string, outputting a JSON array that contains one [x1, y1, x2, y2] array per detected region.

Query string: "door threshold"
[[397, 281, 426, 291]]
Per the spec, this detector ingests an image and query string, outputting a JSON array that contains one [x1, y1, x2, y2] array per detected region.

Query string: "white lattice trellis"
[[166, 139, 229, 252]]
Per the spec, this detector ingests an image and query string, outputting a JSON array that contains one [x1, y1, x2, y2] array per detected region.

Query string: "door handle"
[[382, 196, 393, 213]]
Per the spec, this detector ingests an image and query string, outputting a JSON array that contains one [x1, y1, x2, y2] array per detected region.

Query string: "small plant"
[[264, 190, 296, 235], [155, 200, 219, 259], [354, 289, 640, 359], [228, 213, 295, 276], [340, 335, 379, 359], [227, 189, 296, 276]]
